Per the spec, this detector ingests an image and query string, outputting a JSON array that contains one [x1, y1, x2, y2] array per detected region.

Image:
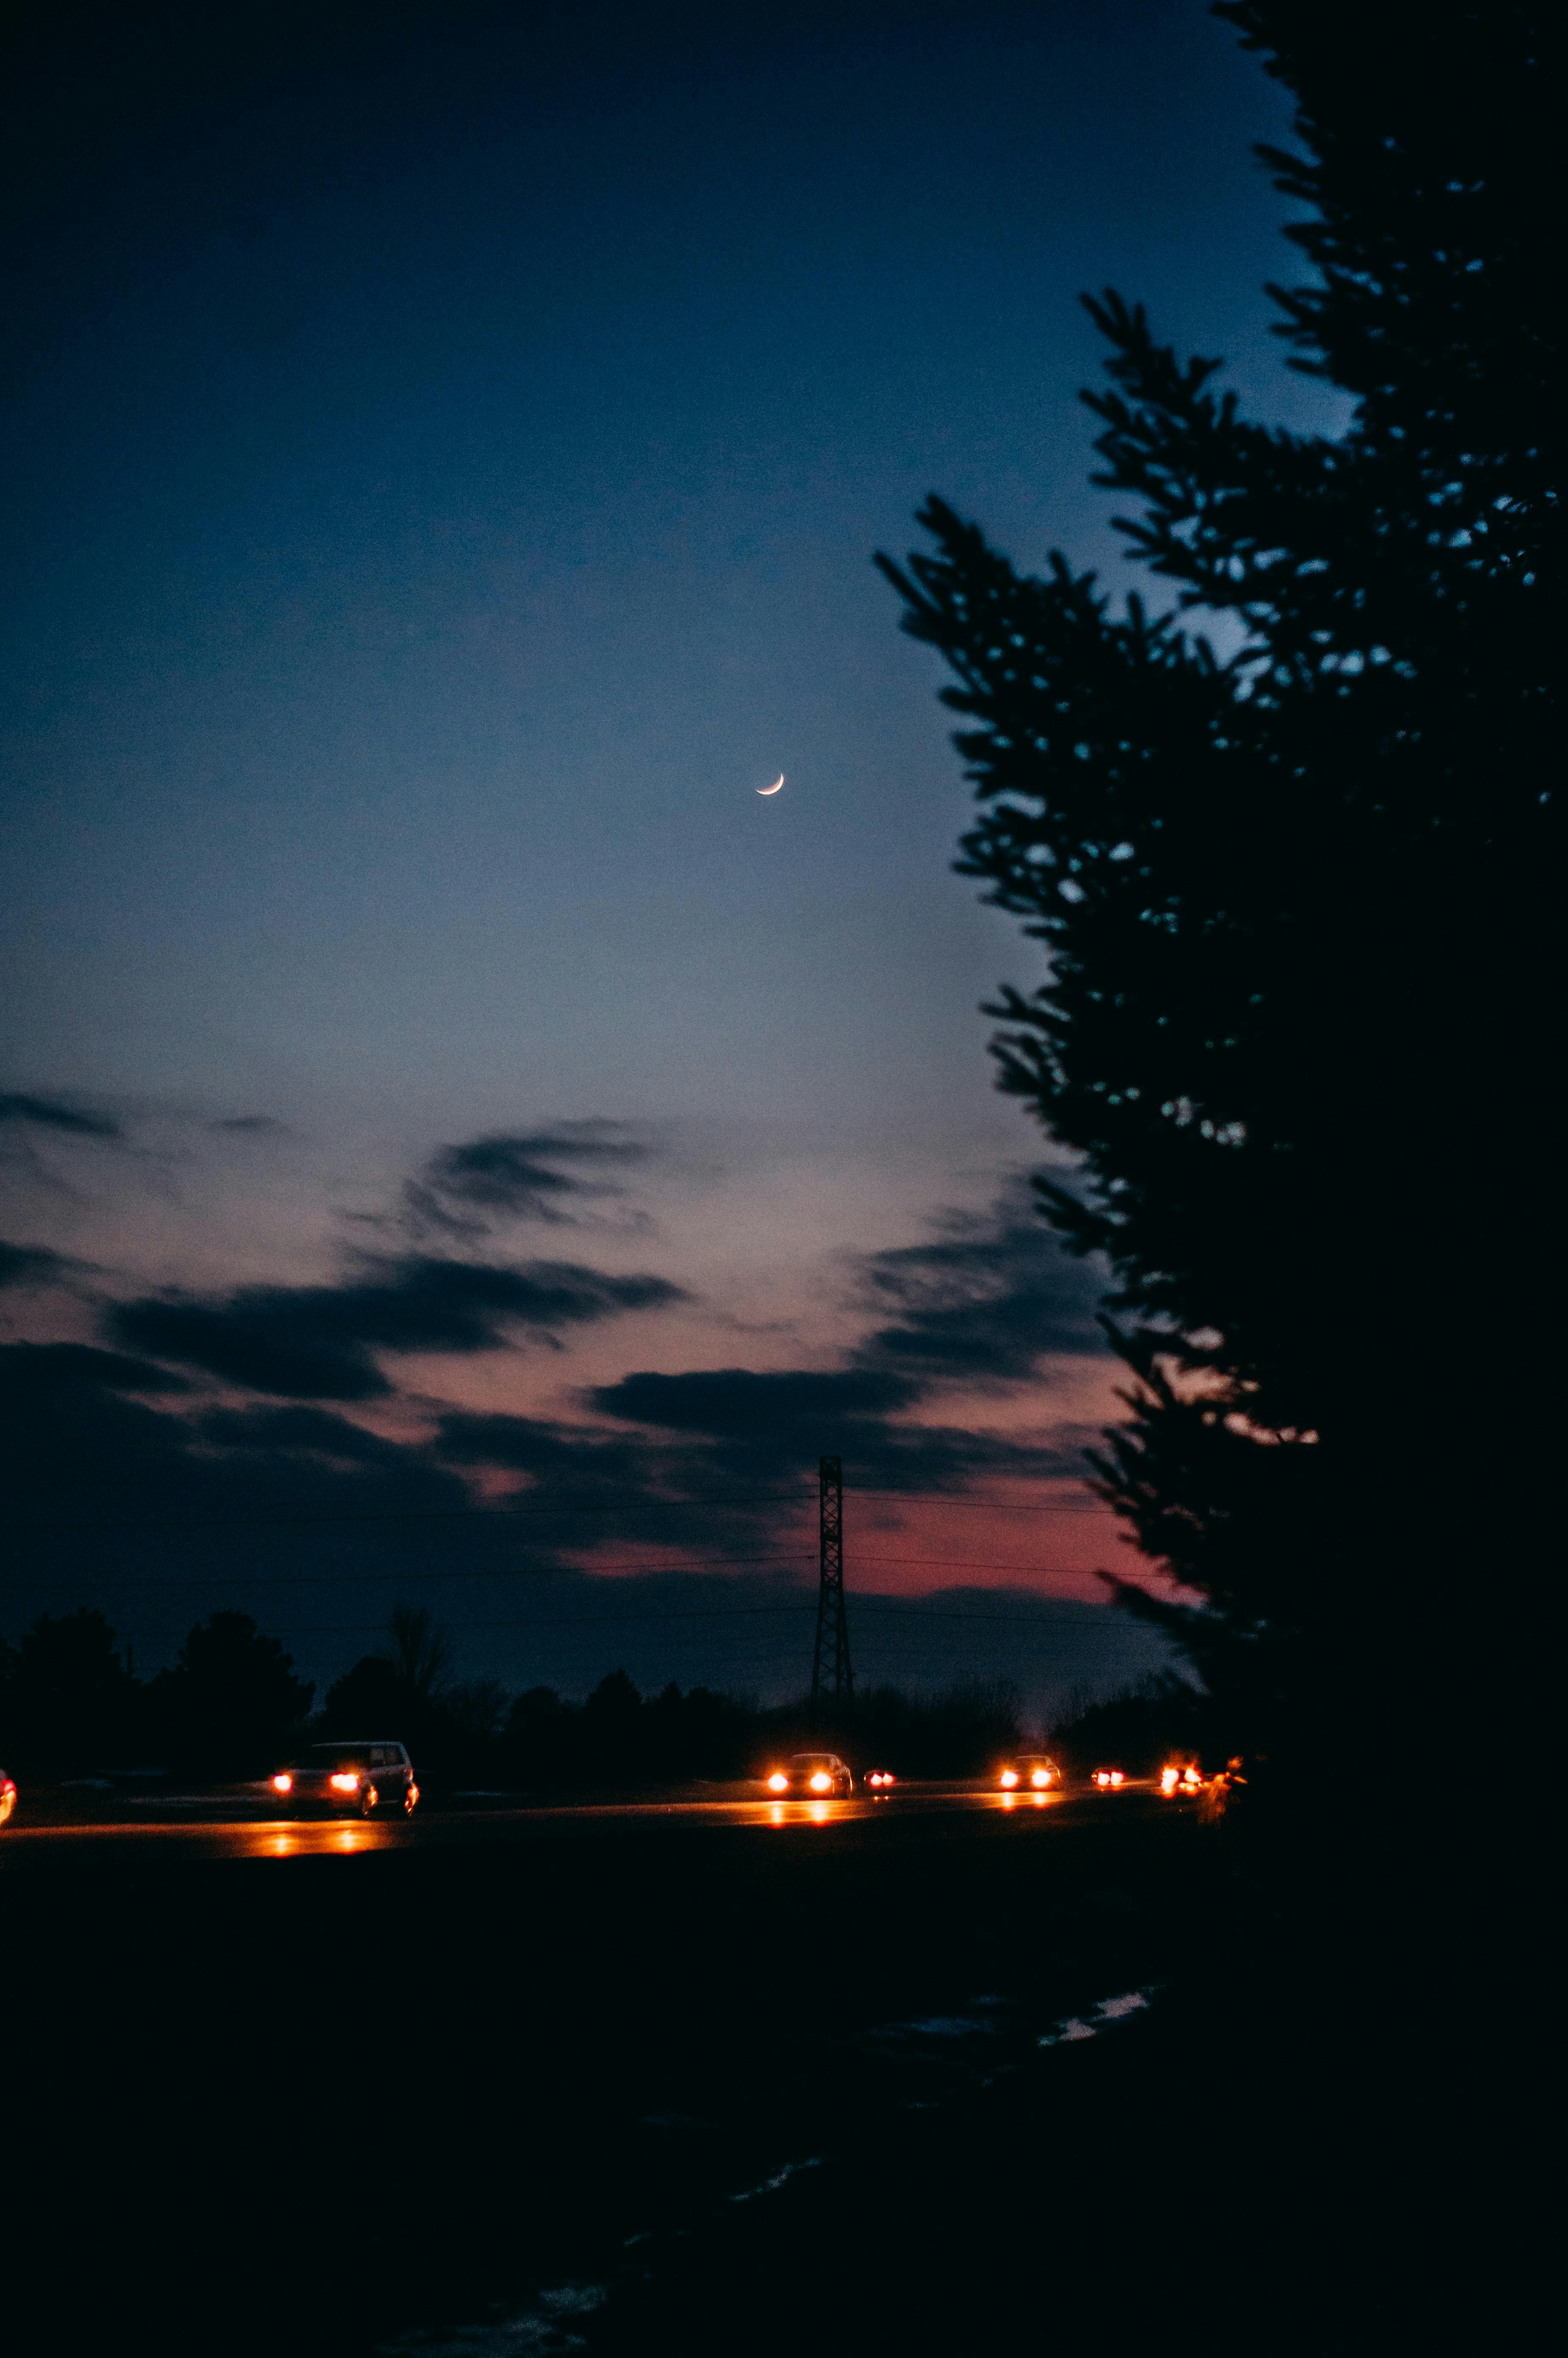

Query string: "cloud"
[[404, 1123, 651, 1235], [0, 1240, 74, 1290], [571, 1363, 1083, 1508], [109, 1254, 686, 1399], [588, 1367, 923, 1438], [0, 1341, 190, 1396], [0, 1093, 121, 1139], [852, 1181, 1106, 1384], [210, 1115, 289, 1136], [195, 1401, 441, 1466], [0, 1345, 474, 1548]]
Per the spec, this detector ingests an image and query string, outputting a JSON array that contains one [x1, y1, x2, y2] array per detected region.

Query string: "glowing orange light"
[[329, 1772, 360, 1792], [767, 1772, 789, 1793], [1110, 1771, 1124, 1787], [272, 1773, 293, 1793], [808, 1772, 832, 1793], [999, 1770, 1019, 1789], [1030, 1768, 1049, 1788]]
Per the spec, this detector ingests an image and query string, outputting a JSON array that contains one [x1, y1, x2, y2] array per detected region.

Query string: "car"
[[996, 1752, 1060, 1793], [763, 1751, 854, 1797], [269, 1740, 419, 1818], [1158, 1758, 1205, 1798], [865, 1769, 897, 1789], [1091, 1766, 1127, 1790], [0, 1767, 16, 1827]]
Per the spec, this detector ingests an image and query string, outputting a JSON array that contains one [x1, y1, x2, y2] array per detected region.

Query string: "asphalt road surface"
[[3, 1780, 1454, 2358], [0, 1778, 1112, 1863]]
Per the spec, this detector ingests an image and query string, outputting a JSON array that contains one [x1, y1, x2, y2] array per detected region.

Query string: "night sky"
[[2, 0, 1345, 1715]]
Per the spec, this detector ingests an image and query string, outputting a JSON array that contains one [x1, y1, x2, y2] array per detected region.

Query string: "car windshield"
[[788, 1754, 839, 1769], [287, 1745, 372, 1770]]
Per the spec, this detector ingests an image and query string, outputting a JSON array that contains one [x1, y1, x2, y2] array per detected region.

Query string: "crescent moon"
[[757, 775, 784, 796]]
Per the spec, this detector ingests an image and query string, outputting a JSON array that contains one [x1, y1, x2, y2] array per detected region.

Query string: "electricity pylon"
[[810, 1454, 853, 1714]]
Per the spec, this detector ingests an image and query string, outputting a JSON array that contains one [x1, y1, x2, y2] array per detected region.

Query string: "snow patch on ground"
[[730, 2156, 824, 2204], [1038, 1989, 1155, 2046], [375, 2283, 606, 2356]]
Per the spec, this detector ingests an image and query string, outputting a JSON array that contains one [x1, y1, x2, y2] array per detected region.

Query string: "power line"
[[13, 1488, 1116, 1538], [8, 1595, 1138, 1647], [14, 1546, 1118, 1594]]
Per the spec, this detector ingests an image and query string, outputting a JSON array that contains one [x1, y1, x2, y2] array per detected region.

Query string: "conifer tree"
[[878, 1, 1555, 1754]]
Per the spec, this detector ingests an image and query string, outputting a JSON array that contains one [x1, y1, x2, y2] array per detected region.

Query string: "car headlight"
[[329, 1773, 360, 1792], [999, 1769, 1019, 1789], [808, 1773, 831, 1793], [1030, 1769, 1049, 1788], [272, 1773, 293, 1793]]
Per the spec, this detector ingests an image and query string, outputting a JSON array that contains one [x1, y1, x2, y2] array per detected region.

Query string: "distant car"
[[270, 1741, 418, 1818], [866, 1769, 897, 1789], [1091, 1766, 1127, 1791], [997, 1753, 1060, 1793], [764, 1751, 854, 1798], [1158, 1759, 1205, 1798], [0, 1767, 15, 1827]]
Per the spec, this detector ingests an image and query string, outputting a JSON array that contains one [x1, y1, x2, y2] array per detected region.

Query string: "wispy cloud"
[[109, 1254, 688, 1400], [0, 1093, 122, 1140], [852, 1179, 1105, 1384], [403, 1122, 653, 1237], [0, 1240, 76, 1291]]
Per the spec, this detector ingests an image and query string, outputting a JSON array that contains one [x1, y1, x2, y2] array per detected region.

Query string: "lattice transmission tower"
[[810, 1454, 853, 1714]]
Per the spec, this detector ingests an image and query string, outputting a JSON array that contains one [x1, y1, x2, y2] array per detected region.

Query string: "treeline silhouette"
[[0, 1602, 1081, 1789]]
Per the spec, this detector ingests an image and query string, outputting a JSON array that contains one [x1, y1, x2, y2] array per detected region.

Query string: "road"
[[0, 1778, 1121, 1862], [5, 1777, 1196, 2358]]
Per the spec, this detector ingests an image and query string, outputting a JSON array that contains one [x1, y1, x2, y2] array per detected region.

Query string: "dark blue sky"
[[1, 1, 1343, 1712]]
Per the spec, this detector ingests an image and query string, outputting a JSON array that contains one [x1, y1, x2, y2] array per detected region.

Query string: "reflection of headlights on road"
[[767, 1772, 788, 1793], [329, 1773, 360, 1792], [272, 1773, 293, 1793], [809, 1772, 832, 1793], [1030, 1769, 1050, 1788], [999, 1770, 1019, 1789]]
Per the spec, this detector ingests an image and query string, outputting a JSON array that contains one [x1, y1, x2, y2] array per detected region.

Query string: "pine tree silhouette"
[[878, 1, 1555, 1762]]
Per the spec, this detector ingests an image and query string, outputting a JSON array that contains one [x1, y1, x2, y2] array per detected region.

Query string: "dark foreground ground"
[[3, 1792, 1490, 2356]]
